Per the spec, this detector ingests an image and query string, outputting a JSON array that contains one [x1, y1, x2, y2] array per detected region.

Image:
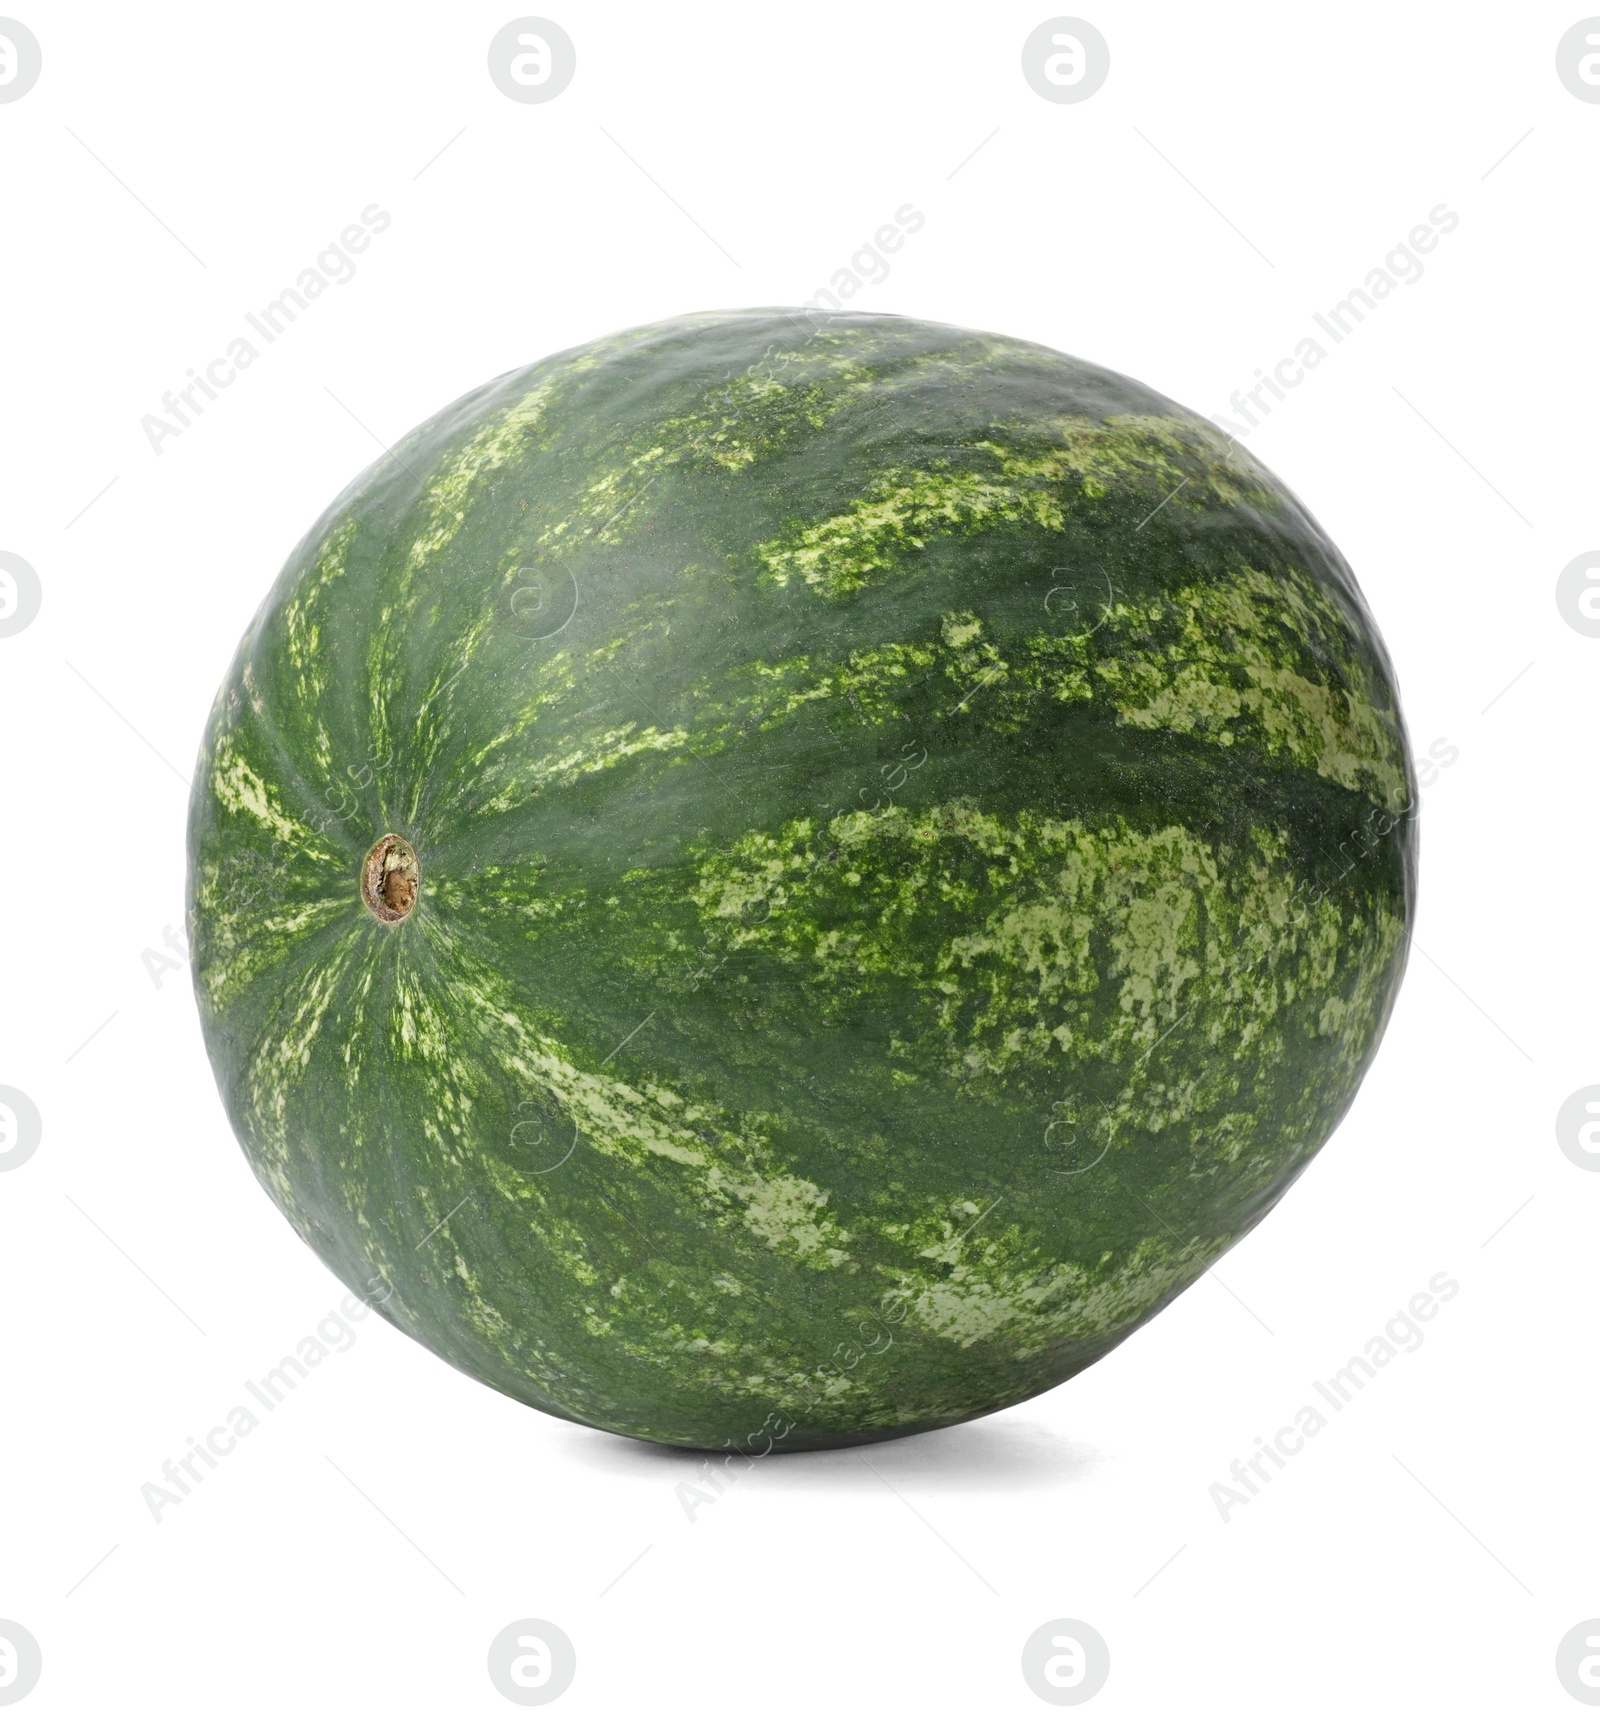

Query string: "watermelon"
[[187, 310, 1415, 1452]]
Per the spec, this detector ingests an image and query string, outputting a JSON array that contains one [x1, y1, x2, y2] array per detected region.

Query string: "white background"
[[1, 1, 1595, 1717]]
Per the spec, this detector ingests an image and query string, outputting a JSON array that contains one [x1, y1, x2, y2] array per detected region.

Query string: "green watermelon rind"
[[187, 310, 1415, 1451]]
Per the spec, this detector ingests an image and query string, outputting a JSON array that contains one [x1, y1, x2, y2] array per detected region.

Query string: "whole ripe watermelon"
[[188, 310, 1415, 1452]]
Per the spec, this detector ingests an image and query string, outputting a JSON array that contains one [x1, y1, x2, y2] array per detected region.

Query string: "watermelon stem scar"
[[361, 834, 418, 924]]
